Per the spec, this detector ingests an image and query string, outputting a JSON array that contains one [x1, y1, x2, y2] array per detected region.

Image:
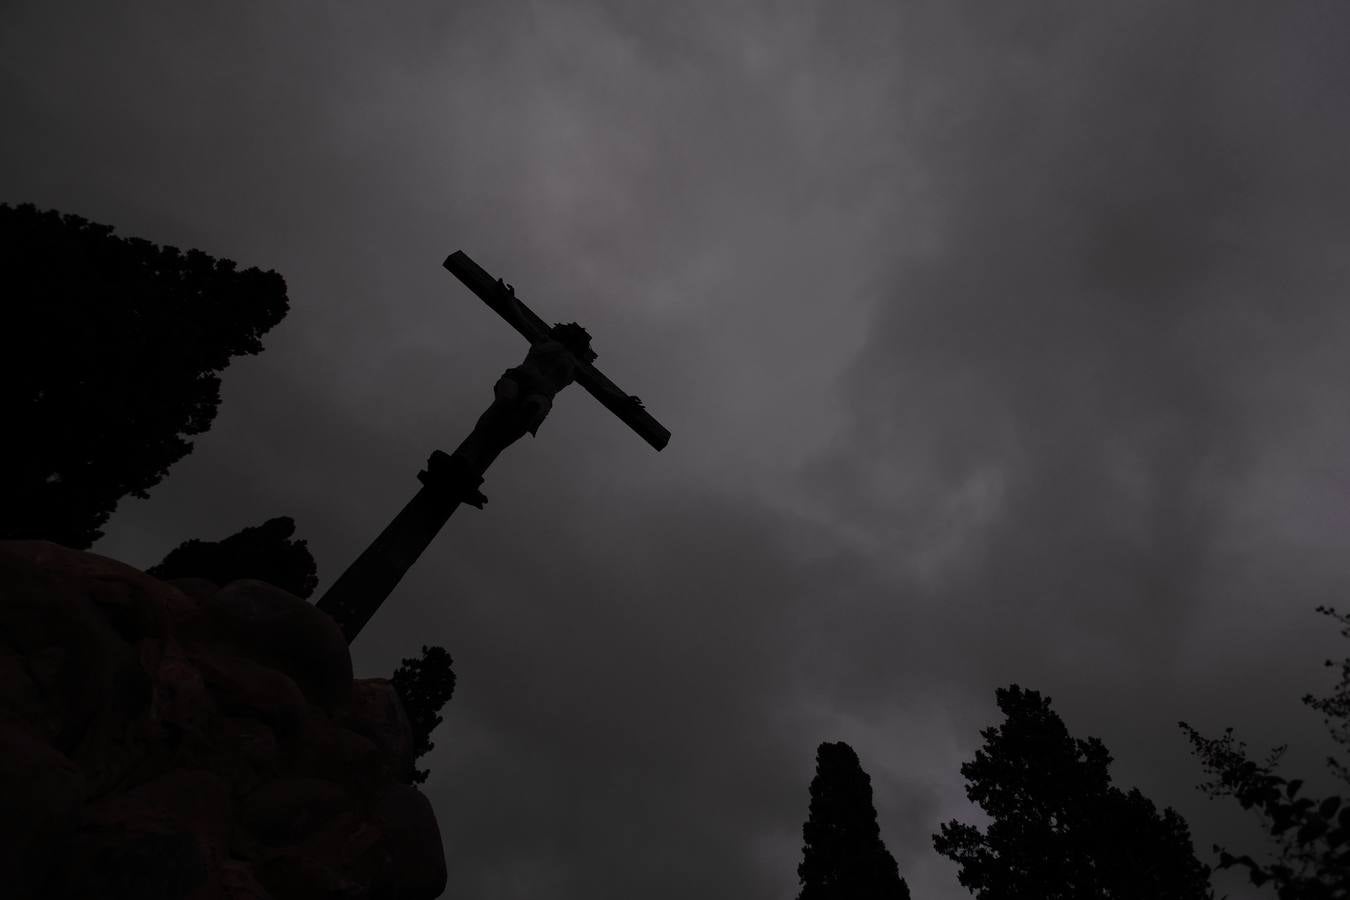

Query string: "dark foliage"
[[0, 202, 288, 548], [797, 741, 911, 900], [146, 516, 319, 599], [1181, 606, 1349, 900], [935, 685, 1212, 900], [391, 645, 456, 785]]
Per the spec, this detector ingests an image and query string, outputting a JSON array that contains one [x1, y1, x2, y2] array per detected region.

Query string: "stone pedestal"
[[0, 541, 448, 900]]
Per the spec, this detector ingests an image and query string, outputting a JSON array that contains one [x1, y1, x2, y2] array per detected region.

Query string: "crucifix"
[[316, 251, 669, 644]]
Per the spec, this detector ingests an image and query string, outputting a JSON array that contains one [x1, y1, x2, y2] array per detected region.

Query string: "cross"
[[315, 251, 669, 644]]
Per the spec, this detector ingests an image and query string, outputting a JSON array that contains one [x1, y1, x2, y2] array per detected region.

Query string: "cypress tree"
[[798, 741, 911, 900], [1, 202, 288, 548]]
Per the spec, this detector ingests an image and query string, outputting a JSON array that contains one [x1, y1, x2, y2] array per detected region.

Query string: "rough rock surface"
[[0, 541, 447, 900]]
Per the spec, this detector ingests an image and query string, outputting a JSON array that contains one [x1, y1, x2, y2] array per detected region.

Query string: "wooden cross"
[[316, 251, 670, 644]]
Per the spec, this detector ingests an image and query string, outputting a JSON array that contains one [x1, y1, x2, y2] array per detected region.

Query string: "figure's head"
[[551, 322, 597, 362]]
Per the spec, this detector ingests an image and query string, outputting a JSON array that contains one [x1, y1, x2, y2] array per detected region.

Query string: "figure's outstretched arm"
[[574, 362, 668, 450], [494, 278, 540, 338], [443, 252, 552, 344]]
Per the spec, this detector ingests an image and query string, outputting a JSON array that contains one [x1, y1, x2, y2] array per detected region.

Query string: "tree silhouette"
[[0, 202, 288, 548], [935, 685, 1212, 900], [147, 516, 319, 598], [797, 741, 911, 900], [391, 645, 456, 785], [1181, 606, 1349, 900]]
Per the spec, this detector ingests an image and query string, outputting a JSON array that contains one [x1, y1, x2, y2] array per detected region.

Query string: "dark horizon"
[[4, 3, 1349, 898]]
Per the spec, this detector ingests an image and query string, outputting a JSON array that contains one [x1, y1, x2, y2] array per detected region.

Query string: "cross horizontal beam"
[[443, 251, 670, 451]]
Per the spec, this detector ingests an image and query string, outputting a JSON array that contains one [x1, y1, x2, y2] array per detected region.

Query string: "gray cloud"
[[3, 2, 1349, 898]]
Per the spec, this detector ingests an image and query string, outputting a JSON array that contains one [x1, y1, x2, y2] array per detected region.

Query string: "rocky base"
[[0, 541, 447, 900]]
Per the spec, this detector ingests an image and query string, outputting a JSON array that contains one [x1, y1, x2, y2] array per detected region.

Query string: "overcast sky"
[[4, 2, 1350, 897]]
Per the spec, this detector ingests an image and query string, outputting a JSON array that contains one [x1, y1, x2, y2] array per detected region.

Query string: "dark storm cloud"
[[3, 3, 1349, 899], [813, 2, 1350, 685], [804, 2, 1350, 892]]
